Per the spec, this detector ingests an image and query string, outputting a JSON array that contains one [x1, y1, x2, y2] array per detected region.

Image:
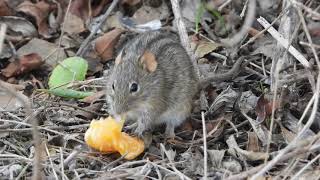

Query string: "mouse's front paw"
[[124, 122, 138, 131], [133, 124, 146, 138]]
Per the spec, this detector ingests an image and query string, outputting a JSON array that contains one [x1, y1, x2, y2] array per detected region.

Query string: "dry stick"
[[76, 0, 119, 56], [240, 9, 288, 49], [201, 111, 208, 178], [170, 0, 200, 78], [0, 24, 7, 54], [56, 0, 72, 61], [293, 2, 320, 68], [292, 0, 320, 19], [226, 132, 320, 180], [220, 0, 256, 47], [257, 17, 310, 68], [292, 153, 320, 179], [0, 81, 41, 180], [45, 143, 59, 180]]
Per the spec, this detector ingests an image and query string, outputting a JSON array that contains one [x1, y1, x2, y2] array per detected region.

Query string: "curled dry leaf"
[[94, 28, 124, 62], [133, 2, 169, 24], [0, 16, 37, 37], [17, 38, 66, 67], [0, 0, 14, 16], [1, 53, 44, 78], [255, 94, 280, 122], [247, 132, 260, 152], [64, 13, 86, 35], [17, 1, 56, 38], [70, 0, 111, 21]]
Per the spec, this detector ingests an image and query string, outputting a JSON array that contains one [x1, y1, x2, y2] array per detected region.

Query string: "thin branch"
[[76, 0, 119, 56], [0, 80, 41, 180], [220, 0, 256, 47]]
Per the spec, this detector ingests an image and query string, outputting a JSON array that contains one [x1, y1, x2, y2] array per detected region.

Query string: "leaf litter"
[[0, 0, 320, 179]]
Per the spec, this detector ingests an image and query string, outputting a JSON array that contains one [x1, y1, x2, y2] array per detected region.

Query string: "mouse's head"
[[106, 47, 158, 119]]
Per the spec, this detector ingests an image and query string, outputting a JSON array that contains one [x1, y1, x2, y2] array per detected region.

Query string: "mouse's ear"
[[140, 50, 157, 73], [115, 50, 124, 65]]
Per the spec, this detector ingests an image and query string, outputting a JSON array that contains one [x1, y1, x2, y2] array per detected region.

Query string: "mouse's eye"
[[129, 83, 138, 93], [112, 83, 115, 90]]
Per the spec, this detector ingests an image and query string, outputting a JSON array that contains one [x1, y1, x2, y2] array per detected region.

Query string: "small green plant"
[[38, 57, 94, 99], [194, 2, 226, 34]]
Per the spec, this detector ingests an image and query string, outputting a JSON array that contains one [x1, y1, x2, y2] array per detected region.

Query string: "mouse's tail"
[[199, 57, 244, 89]]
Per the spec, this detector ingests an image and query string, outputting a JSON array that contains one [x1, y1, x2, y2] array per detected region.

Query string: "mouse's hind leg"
[[160, 102, 192, 138]]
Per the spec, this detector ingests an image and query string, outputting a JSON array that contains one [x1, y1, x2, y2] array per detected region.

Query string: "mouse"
[[106, 30, 243, 138]]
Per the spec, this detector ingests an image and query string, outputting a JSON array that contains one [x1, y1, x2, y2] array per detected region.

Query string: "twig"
[[0, 80, 41, 180], [218, 0, 233, 12], [56, 0, 72, 61], [0, 24, 7, 54], [292, 153, 320, 179], [201, 111, 208, 180], [45, 143, 59, 180], [220, 0, 256, 47], [291, 0, 320, 19], [256, 16, 310, 68], [226, 132, 320, 180], [293, 1, 320, 68], [76, 0, 119, 56], [170, 0, 200, 78], [240, 9, 288, 49]]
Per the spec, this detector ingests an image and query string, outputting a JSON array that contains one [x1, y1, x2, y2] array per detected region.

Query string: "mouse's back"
[[107, 31, 198, 134]]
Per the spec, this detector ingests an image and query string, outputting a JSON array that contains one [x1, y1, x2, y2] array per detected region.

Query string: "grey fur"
[[106, 30, 198, 137]]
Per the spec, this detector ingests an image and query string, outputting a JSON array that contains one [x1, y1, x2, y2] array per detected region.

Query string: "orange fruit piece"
[[84, 116, 145, 160]]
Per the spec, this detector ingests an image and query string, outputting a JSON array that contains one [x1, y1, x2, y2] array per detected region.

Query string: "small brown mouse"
[[106, 30, 242, 138]]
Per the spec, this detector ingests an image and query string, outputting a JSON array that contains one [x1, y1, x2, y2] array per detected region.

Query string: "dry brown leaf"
[[0, 0, 14, 16], [17, 1, 56, 38], [1, 53, 44, 78], [0, 16, 38, 38], [64, 13, 86, 35], [255, 94, 280, 122], [70, 0, 111, 21], [247, 131, 260, 152], [17, 38, 66, 67], [94, 28, 124, 62], [133, 2, 169, 24]]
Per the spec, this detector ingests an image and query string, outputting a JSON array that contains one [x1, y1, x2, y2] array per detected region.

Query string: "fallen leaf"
[[195, 40, 221, 58], [1, 53, 44, 78], [247, 132, 260, 152], [63, 13, 86, 35], [0, 0, 14, 16], [133, 2, 169, 24], [0, 16, 38, 37], [104, 12, 123, 30], [17, 1, 56, 38], [70, 0, 111, 21], [255, 94, 280, 122], [222, 158, 242, 173], [94, 28, 123, 62], [17, 38, 66, 67], [207, 149, 225, 168]]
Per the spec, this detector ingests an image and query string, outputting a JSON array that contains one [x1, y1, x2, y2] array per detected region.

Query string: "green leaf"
[[47, 88, 94, 99], [48, 56, 88, 89], [195, 3, 205, 33]]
